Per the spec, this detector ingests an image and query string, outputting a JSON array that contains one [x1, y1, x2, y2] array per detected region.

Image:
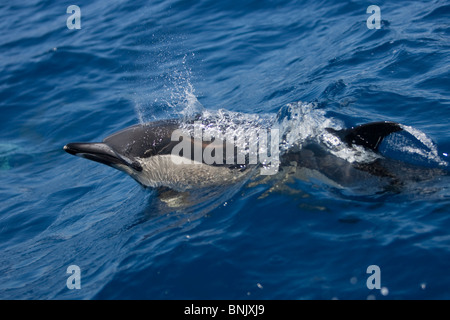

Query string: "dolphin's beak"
[[63, 142, 143, 171]]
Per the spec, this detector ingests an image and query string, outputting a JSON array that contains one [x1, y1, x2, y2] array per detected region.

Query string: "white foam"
[[275, 101, 380, 164]]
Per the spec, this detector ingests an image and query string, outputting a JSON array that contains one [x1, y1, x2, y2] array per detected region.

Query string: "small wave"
[[382, 124, 448, 167]]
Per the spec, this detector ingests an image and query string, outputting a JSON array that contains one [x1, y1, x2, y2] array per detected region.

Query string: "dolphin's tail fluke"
[[326, 121, 403, 151]]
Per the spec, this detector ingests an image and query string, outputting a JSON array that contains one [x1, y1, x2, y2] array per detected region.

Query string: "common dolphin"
[[64, 116, 407, 192]]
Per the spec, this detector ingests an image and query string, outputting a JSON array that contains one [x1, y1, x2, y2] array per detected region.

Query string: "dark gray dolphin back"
[[103, 119, 180, 159]]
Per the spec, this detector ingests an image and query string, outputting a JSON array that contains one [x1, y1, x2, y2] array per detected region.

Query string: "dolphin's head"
[[63, 120, 180, 174]]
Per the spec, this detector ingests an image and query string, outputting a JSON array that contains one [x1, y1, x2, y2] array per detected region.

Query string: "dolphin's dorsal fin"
[[326, 121, 403, 151]]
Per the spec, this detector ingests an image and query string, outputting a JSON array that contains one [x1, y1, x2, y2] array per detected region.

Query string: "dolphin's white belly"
[[124, 155, 249, 191]]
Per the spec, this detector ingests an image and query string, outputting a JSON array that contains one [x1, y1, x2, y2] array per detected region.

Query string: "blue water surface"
[[1, 0, 449, 299]]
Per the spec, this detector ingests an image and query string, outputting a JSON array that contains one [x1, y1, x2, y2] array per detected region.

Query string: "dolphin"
[[64, 116, 411, 193]]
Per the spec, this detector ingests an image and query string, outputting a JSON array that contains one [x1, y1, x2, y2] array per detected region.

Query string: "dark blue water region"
[[0, 0, 449, 299]]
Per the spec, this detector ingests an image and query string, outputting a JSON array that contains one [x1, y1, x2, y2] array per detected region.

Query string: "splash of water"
[[274, 101, 381, 163], [134, 53, 203, 123], [134, 59, 447, 169]]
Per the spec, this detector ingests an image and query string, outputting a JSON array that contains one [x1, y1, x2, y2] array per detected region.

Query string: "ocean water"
[[0, 0, 449, 300]]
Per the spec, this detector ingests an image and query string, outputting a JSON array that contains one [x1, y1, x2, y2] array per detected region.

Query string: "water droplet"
[[381, 287, 389, 296]]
